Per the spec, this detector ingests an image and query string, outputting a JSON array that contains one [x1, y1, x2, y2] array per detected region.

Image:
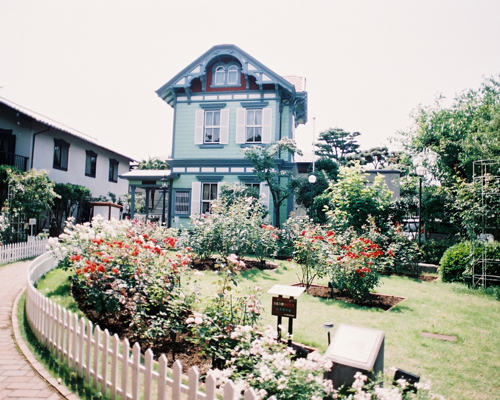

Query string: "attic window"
[[211, 62, 241, 87]]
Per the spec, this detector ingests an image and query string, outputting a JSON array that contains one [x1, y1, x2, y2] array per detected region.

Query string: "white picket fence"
[[25, 252, 261, 400], [0, 238, 49, 265]]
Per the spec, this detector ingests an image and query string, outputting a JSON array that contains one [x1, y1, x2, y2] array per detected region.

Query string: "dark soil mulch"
[[379, 272, 439, 282], [294, 283, 406, 311], [71, 284, 211, 374], [192, 257, 279, 271]]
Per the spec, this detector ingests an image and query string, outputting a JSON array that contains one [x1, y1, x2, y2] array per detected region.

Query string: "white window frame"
[[214, 66, 225, 85], [201, 182, 218, 215], [204, 110, 221, 144], [245, 109, 263, 143], [227, 65, 239, 84]]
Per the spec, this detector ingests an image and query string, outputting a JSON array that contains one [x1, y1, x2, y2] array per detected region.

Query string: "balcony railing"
[[0, 151, 29, 171]]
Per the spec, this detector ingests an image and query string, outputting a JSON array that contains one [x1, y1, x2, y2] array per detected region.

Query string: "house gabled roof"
[[156, 44, 307, 121], [0, 96, 135, 162]]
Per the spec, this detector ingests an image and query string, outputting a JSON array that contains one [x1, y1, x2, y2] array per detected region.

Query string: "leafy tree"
[[137, 157, 170, 170], [314, 127, 360, 164], [5, 169, 58, 232], [399, 76, 500, 236], [400, 76, 500, 185], [243, 138, 302, 227], [347, 146, 389, 169], [323, 163, 393, 233], [52, 183, 91, 234], [290, 157, 339, 223]]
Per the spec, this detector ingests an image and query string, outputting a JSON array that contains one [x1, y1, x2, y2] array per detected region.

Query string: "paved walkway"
[[0, 260, 75, 400]]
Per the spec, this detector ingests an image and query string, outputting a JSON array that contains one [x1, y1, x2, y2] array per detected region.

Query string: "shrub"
[[440, 242, 471, 282], [420, 238, 458, 265], [278, 214, 311, 258]]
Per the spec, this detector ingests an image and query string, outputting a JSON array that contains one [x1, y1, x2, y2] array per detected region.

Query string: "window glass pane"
[[246, 127, 254, 142], [228, 66, 238, 84], [175, 191, 189, 214], [255, 110, 262, 125], [202, 183, 210, 200], [247, 110, 255, 125], [210, 183, 217, 200], [54, 146, 61, 166], [205, 111, 213, 125], [215, 66, 225, 85], [213, 111, 220, 125], [254, 128, 262, 142]]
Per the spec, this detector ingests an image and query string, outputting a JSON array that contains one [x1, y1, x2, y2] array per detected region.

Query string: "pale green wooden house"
[[123, 44, 308, 227]]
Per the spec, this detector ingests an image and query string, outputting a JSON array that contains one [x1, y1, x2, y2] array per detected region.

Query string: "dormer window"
[[211, 62, 241, 87], [215, 66, 225, 85], [227, 65, 238, 84]]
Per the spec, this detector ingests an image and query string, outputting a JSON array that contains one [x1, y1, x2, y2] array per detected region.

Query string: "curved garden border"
[[25, 252, 265, 400]]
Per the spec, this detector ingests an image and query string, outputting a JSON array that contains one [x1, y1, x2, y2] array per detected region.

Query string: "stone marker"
[[324, 324, 385, 389]]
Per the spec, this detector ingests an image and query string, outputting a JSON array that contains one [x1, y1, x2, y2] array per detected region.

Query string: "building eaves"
[[0, 96, 135, 162]]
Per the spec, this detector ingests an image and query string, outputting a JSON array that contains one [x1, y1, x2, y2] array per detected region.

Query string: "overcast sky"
[[1, 0, 499, 161]]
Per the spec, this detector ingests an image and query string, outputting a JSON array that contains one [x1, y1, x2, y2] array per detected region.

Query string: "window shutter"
[[260, 183, 270, 210], [236, 108, 246, 144], [262, 108, 273, 143], [194, 110, 204, 144], [220, 109, 229, 144], [217, 182, 222, 199], [191, 182, 201, 215]]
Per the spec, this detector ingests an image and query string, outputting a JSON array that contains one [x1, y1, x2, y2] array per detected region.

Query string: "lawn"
[[37, 261, 500, 400]]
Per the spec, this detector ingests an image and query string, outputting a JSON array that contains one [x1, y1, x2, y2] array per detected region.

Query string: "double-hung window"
[[53, 139, 70, 171], [195, 107, 229, 145], [204, 110, 220, 144], [85, 150, 97, 178], [236, 106, 272, 144], [201, 183, 218, 214], [246, 109, 262, 143]]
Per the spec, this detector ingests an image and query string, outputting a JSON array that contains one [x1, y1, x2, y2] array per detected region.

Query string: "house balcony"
[[0, 152, 29, 171]]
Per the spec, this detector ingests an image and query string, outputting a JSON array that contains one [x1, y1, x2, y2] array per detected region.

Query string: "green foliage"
[[277, 214, 311, 258], [5, 168, 58, 231], [346, 146, 390, 169], [185, 256, 263, 367], [420, 238, 458, 265], [137, 157, 170, 170], [314, 127, 360, 163], [50, 217, 195, 347], [290, 157, 338, 223], [401, 76, 500, 185], [53, 183, 91, 233], [243, 138, 302, 227], [293, 222, 331, 289], [440, 242, 471, 282], [181, 195, 276, 261], [324, 163, 393, 233]]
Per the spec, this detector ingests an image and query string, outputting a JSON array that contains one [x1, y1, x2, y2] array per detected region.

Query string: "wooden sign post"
[[267, 285, 305, 346]]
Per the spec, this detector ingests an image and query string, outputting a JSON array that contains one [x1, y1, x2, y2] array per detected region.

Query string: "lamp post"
[[308, 174, 317, 220], [416, 166, 426, 248], [161, 175, 168, 226]]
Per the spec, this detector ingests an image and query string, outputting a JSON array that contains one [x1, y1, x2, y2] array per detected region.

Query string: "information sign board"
[[271, 297, 297, 318]]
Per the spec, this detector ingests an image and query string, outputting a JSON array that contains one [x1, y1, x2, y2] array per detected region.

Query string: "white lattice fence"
[[26, 252, 259, 400], [0, 238, 49, 265]]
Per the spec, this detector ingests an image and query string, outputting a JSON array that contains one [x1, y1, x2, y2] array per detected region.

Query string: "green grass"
[[39, 262, 500, 400]]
